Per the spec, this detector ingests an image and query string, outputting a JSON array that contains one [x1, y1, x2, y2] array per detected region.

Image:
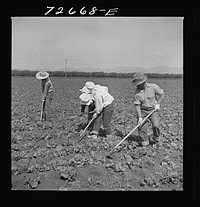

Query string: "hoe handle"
[[40, 100, 45, 121], [109, 109, 156, 155], [78, 116, 95, 142]]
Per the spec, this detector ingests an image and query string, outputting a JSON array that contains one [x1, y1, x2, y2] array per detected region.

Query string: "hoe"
[[106, 109, 156, 159], [78, 115, 96, 143], [40, 99, 46, 121]]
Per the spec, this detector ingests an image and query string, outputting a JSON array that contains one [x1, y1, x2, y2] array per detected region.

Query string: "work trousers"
[[137, 109, 160, 142], [87, 102, 96, 130], [43, 91, 53, 121], [92, 102, 114, 135]]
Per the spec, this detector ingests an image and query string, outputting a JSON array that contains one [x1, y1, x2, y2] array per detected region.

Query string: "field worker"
[[79, 82, 96, 130], [86, 83, 114, 139], [36, 71, 54, 122], [132, 72, 165, 146]]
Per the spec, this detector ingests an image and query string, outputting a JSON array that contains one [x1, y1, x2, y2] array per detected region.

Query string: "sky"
[[12, 17, 183, 73]]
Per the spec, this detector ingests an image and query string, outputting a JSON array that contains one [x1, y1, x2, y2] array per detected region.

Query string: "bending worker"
[[132, 72, 165, 146], [84, 82, 114, 139], [79, 82, 96, 131]]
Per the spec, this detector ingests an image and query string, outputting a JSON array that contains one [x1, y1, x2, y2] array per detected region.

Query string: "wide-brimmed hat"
[[92, 84, 108, 93], [36, 71, 49, 80], [131, 72, 147, 86], [80, 86, 90, 93], [79, 93, 93, 105], [85, 81, 95, 90]]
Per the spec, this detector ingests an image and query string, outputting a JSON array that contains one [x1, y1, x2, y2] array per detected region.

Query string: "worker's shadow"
[[76, 123, 109, 137], [76, 122, 94, 132], [115, 129, 140, 142], [76, 123, 87, 132], [98, 128, 107, 137]]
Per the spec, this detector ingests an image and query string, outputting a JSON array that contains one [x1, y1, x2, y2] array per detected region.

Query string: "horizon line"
[[11, 69, 183, 75]]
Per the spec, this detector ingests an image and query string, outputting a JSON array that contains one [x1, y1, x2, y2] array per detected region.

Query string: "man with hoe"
[[132, 72, 165, 146], [82, 82, 114, 140]]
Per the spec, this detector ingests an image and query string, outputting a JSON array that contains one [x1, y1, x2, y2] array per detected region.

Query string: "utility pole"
[[65, 59, 67, 78]]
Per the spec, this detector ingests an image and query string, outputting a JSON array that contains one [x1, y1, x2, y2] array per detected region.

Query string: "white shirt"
[[92, 85, 114, 113]]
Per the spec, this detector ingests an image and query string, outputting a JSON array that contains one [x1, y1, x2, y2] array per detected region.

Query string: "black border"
[[8, 5, 195, 200]]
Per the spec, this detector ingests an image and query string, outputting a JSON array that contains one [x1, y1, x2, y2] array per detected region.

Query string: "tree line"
[[11, 70, 183, 79]]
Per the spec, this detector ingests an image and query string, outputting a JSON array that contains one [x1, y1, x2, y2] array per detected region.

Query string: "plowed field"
[[11, 77, 183, 190]]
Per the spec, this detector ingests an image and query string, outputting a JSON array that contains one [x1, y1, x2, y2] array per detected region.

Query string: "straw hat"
[[79, 93, 93, 105], [36, 71, 49, 80], [79, 86, 90, 93], [85, 81, 95, 90], [131, 72, 147, 86]]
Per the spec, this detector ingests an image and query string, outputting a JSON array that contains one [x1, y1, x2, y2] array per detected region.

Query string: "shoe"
[[152, 137, 160, 143], [149, 136, 159, 144], [140, 140, 149, 146], [106, 134, 113, 139], [87, 134, 98, 139]]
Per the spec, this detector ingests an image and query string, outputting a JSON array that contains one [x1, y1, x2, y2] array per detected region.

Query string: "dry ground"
[[11, 77, 183, 190]]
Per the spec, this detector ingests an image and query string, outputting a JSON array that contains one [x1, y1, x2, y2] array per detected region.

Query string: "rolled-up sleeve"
[[94, 94, 103, 114], [154, 84, 164, 95], [133, 94, 141, 105]]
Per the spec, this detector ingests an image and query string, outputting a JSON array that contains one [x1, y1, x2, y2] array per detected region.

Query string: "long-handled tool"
[[78, 116, 96, 142], [69, 109, 96, 119], [40, 100, 45, 121], [88, 109, 96, 114], [106, 109, 156, 159], [69, 113, 86, 119]]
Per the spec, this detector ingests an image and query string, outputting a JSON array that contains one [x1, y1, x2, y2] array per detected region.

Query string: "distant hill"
[[109, 65, 183, 74], [147, 65, 183, 74], [64, 65, 183, 74]]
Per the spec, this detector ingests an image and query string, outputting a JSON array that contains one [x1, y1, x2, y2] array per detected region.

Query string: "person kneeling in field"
[[36, 71, 54, 122], [85, 83, 114, 139], [132, 72, 165, 146], [79, 82, 96, 131]]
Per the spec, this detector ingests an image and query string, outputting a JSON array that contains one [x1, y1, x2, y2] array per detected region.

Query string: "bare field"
[[11, 77, 183, 190]]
